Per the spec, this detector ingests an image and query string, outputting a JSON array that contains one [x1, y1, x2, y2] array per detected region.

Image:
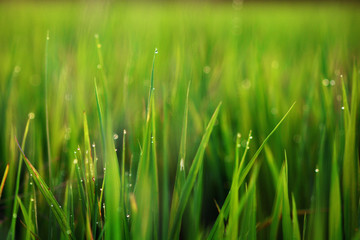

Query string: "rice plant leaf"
[[329, 141, 342, 240], [342, 66, 358, 239], [270, 165, 284, 240], [292, 194, 301, 240], [169, 82, 190, 235], [8, 117, 32, 240], [207, 103, 295, 239], [16, 196, 34, 240], [168, 102, 222, 240], [15, 137, 74, 240], [282, 153, 292, 240], [0, 164, 9, 199]]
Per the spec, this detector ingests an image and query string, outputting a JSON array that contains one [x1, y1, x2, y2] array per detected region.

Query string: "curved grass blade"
[[168, 102, 222, 240], [15, 137, 74, 240], [207, 102, 295, 239], [0, 164, 9, 199]]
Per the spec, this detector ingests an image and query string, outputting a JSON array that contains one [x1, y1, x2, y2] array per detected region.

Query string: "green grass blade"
[[8, 116, 32, 240], [169, 82, 190, 236], [270, 165, 284, 240], [329, 141, 342, 240], [342, 66, 358, 239], [292, 194, 301, 240], [0, 164, 9, 199], [15, 137, 74, 240], [168, 102, 222, 240], [208, 103, 295, 239], [282, 153, 292, 240]]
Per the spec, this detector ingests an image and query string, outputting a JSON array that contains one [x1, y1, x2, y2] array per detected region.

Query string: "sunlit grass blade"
[[8, 116, 32, 240], [342, 66, 358, 239], [132, 48, 159, 240], [162, 88, 170, 240], [229, 132, 251, 239], [0, 164, 9, 199], [168, 102, 222, 240], [169, 82, 190, 237], [15, 137, 74, 239]]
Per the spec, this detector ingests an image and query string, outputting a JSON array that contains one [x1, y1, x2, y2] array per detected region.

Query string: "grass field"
[[0, 2, 359, 239]]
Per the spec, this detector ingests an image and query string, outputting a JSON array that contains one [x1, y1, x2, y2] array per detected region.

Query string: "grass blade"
[[169, 102, 222, 240], [0, 164, 9, 199], [15, 137, 74, 240]]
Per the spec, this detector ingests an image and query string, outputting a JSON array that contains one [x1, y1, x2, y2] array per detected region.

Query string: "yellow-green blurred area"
[[0, 2, 360, 239]]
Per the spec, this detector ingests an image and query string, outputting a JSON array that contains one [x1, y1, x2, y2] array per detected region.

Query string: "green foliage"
[[0, 3, 359, 240]]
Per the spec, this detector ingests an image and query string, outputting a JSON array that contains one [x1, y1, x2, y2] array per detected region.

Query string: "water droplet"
[[92, 143, 95, 148], [180, 158, 185, 171], [30, 174, 33, 177], [315, 168, 319, 173], [152, 87, 155, 91], [28, 112, 35, 119], [113, 134, 119, 140], [340, 74, 343, 78], [154, 48, 158, 54], [77, 147, 80, 151], [249, 136, 253, 139], [104, 168, 106, 171], [30, 182, 33, 185], [100, 188, 103, 191], [30, 198, 34, 202], [330, 80, 335, 86], [322, 79, 329, 86], [81, 179, 83, 182], [96, 222, 99, 225], [73, 159, 78, 164], [59, 205, 62, 208], [126, 214, 130, 218], [151, 141, 154, 144], [51, 204, 53, 207], [203, 66, 211, 74], [341, 106, 345, 110], [115, 148, 118, 152]]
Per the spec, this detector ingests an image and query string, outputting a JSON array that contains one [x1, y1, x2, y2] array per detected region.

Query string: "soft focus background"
[[0, 1, 359, 239]]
